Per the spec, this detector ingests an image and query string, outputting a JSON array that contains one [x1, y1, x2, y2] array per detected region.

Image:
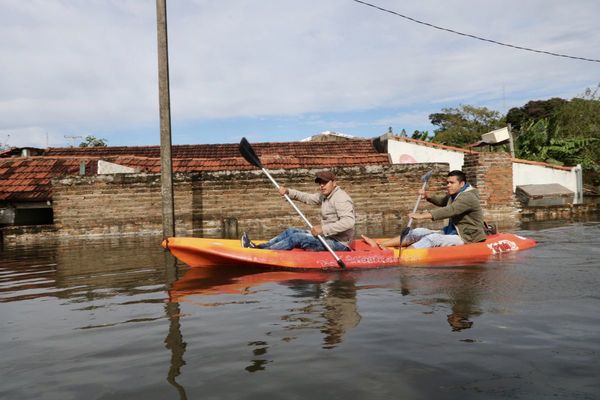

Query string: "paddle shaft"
[[405, 179, 429, 230], [400, 171, 433, 247], [261, 168, 314, 228], [259, 167, 346, 268]]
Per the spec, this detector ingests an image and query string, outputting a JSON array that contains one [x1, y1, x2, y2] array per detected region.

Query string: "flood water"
[[1, 219, 600, 400]]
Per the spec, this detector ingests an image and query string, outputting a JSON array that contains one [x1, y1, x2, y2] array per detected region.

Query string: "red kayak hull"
[[162, 233, 537, 270]]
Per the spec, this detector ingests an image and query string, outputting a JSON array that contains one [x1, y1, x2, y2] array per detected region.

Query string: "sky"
[[1, 0, 599, 149]]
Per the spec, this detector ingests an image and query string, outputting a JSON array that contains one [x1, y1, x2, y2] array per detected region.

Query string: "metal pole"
[[156, 0, 175, 238]]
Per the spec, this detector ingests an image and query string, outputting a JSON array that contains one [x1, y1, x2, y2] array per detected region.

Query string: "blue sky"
[[1, 0, 599, 148]]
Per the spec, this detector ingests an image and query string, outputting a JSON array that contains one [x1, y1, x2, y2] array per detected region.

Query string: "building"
[[1, 134, 593, 242]]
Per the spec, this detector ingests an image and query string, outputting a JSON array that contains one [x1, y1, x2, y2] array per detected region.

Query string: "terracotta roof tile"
[[0, 157, 97, 202], [1, 140, 390, 203], [42, 139, 379, 159], [102, 153, 390, 173]]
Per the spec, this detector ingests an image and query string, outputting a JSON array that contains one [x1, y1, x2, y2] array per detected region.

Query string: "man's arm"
[[286, 188, 322, 205], [429, 192, 478, 220], [426, 193, 449, 207]]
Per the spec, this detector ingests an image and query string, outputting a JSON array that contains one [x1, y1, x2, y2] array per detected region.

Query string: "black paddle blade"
[[399, 226, 411, 244], [239, 137, 263, 169], [337, 259, 347, 269]]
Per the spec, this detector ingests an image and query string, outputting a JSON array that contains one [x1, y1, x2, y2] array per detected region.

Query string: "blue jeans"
[[402, 228, 464, 249], [256, 228, 350, 251]]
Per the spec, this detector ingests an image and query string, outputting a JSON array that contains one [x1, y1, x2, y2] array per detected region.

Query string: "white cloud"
[[1, 0, 599, 147]]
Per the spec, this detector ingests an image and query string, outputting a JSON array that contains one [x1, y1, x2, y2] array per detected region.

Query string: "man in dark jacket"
[[363, 170, 485, 248]]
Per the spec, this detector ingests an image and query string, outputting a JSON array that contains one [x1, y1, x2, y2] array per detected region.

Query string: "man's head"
[[446, 170, 467, 196], [315, 171, 337, 195]]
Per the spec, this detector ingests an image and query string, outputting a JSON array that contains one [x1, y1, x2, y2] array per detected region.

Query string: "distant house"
[[0, 139, 390, 228]]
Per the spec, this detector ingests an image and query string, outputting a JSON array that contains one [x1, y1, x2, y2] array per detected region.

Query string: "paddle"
[[239, 137, 347, 269], [399, 170, 433, 246]]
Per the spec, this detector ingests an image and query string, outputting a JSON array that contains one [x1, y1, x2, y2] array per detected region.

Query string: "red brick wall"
[[464, 152, 520, 227], [52, 173, 196, 237]]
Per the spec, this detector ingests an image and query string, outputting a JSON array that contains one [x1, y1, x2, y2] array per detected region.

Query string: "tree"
[[506, 97, 567, 131], [79, 135, 107, 147], [552, 85, 600, 184], [429, 105, 505, 147], [511, 84, 600, 185], [411, 130, 431, 141]]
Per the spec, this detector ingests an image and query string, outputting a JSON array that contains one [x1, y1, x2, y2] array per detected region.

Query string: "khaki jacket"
[[427, 186, 486, 243], [287, 186, 355, 246]]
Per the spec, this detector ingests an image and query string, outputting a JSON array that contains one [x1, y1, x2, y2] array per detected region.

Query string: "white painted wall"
[[384, 137, 583, 204], [513, 162, 583, 204], [98, 160, 138, 174], [387, 139, 465, 171]]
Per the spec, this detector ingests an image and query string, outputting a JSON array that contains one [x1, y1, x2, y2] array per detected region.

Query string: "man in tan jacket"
[[242, 171, 355, 251]]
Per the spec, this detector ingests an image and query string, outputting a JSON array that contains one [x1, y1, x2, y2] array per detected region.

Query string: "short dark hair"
[[448, 170, 466, 183]]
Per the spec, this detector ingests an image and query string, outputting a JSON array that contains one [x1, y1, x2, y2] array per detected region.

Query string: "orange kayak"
[[162, 233, 537, 270]]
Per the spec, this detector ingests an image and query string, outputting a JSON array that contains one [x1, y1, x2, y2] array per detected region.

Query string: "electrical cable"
[[352, 0, 600, 63]]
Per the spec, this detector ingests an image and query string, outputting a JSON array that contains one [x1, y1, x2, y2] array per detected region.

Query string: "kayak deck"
[[162, 233, 537, 270]]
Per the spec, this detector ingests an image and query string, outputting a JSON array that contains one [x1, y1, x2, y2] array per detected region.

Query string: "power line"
[[352, 0, 600, 63]]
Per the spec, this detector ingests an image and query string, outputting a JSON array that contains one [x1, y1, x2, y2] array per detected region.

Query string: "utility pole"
[[156, 0, 175, 238]]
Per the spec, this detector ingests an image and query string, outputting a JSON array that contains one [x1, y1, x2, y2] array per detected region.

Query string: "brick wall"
[[463, 152, 520, 228], [51, 164, 450, 239], [52, 173, 197, 237], [44, 155, 529, 240], [195, 164, 449, 239]]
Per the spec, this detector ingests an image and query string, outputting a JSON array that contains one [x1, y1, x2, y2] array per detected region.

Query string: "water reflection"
[[397, 266, 487, 332], [169, 266, 364, 372], [163, 252, 188, 400], [0, 238, 166, 304], [320, 279, 361, 347]]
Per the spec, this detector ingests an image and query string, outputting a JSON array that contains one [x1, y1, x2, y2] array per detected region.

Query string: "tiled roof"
[[0, 140, 390, 202], [108, 154, 390, 173], [42, 139, 379, 159], [0, 147, 46, 157], [0, 157, 98, 201]]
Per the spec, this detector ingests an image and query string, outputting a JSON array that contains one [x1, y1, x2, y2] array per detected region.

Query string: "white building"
[[381, 134, 583, 204]]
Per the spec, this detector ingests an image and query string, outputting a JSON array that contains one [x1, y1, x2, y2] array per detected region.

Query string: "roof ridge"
[[390, 136, 476, 154]]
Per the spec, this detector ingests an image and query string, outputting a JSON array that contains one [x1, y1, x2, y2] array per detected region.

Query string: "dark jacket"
[[427, 186, 486, 243]]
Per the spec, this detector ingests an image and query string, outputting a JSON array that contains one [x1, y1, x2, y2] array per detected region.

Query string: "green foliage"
[[407, 83, 600, 185], [411, 130, 431, 141], [514, 83, 600, 185], [515, 119, 550, 160], [429, 105, 505, 147], [506, 97, 567, 131], [516, 118, 598, 167], [79, 135, 107, 147]]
